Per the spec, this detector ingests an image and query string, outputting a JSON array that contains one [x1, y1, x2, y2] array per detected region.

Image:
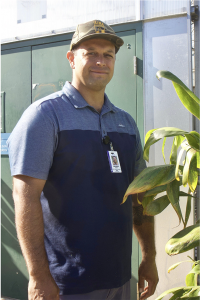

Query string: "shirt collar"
[[62, 81, 117, 113]]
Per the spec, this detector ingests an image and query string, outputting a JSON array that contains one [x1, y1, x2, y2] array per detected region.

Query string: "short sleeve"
[[7, 103, 57, 180]]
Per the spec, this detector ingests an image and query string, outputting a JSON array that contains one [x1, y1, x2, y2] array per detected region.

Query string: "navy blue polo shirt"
[[7, 82, 146, 295]]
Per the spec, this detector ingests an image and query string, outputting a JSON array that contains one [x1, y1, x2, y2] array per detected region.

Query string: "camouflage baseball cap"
[[70, 20, 124, 53]]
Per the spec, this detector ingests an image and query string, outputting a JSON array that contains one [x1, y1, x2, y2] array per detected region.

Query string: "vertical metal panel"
[[1, 91, 5, 133], [32, 40, 72, 102], [142, 0, 188, 19], [1, 47, 32, 132], [1, 157, 29, 300], [143, 16, 193, 300], [1, 47, 31, 299], [106, 29, 137, 120]]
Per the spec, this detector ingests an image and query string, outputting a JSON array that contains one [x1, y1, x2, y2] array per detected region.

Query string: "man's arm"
[[132, 193, 159, 300], [13, 175, 59, 300]]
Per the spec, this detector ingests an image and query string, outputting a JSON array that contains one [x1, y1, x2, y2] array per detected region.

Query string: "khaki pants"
[[60, 280, 130, 300]]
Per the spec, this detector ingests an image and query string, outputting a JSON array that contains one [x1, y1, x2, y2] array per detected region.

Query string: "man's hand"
[[138, 258, 159, 300], [28, 273, 60, 300]]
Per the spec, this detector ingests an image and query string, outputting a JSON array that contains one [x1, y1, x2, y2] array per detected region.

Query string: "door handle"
[[134, 56, 137, 75], [32, 83, 39, 90]]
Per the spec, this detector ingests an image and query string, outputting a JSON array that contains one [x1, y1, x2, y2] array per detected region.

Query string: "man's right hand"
[[28, 274, 60, 300]]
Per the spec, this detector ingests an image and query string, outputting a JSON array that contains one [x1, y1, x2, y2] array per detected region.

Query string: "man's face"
[[68, 38, 116, 92]]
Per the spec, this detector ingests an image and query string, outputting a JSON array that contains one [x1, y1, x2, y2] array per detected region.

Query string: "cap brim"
[[71, 33, 124, 53]]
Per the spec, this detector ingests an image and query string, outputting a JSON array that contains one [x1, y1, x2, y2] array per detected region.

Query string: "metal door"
[[106, 29, 137, 120], [1, 47, 31, 299], [1, 22, 143, 299]]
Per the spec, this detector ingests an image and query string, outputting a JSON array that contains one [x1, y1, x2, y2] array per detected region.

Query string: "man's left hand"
[[138, 258, 159, 300]]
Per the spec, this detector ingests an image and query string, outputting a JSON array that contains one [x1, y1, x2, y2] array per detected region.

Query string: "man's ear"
[[66, 51, 75, 69]]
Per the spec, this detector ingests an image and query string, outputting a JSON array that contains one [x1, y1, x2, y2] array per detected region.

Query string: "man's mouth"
[[90, 70, 108, 74]]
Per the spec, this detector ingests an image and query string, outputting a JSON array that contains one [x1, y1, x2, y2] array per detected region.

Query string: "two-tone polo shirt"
[[7, 81, 146, 295]]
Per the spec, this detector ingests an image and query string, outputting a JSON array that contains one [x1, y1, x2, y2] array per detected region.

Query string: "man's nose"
[[96, 55, 106, 66]]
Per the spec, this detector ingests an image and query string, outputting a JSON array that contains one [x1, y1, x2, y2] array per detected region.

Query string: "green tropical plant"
[[123, 71, 200, 299]]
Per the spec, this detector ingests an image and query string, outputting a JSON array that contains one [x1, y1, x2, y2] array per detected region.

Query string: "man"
[[7, 20, 158, 300]]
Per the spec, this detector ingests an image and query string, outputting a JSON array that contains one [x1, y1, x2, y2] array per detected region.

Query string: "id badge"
[[107, 151, 122, 173]]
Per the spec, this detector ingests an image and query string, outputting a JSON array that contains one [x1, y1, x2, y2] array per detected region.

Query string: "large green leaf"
[[162, 137, 167, 164], [197, 152, 200, 168], [167, 180, 183, 223], [143, 195, 170, 216], [179, 191, 196, 198], [122, 165, 175, 204], [181, 287, 200, 298], [165, 224, 200, 255], [181, 133, 200, 157], [144, 128, 199, 163], [181, 298, 200, 300], [156, 71, 200, 120], [185, 264, 200, 286], [143, 129, 158, 161], [144, 185, 167, 197], [185, 132, 200, 152], [144, 128, 188, 162], [145, 128, 158, 143], [181, 140, 194, 152], [168, 260, 192, 273], [156, 287, 200, 300], [173, 82, 200, 120], [188, 154, 198, 192], [141, 195, 154, 210], [182, 148, 197, 188], [169, 290, 189, 300], [170, 136, 185, 165], [175, 148, 186, 181], [190, 131, 200, 142], [155, 287, 191, 300], [184, 189, 192, 228], [156, 71, 200, 105]]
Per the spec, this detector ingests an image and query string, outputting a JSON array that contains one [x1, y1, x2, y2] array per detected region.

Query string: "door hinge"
[[191, 5, 199, 21], [134, 56, 137, 75]]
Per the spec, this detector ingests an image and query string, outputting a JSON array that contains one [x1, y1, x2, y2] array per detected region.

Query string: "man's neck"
[[71, 81, 105, 113]]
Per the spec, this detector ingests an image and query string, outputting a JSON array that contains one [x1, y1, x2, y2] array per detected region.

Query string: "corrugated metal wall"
[[143, 15, 193, 299], [142, 0, 188, 19], [1, 0, 189, 43]]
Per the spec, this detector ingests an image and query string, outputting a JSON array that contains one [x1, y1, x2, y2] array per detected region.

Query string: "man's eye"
[[105, 54, 113, 58], [88, 52, 95, 56]]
